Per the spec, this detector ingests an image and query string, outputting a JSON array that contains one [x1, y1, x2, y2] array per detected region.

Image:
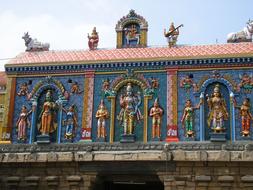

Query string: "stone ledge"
[[195, 175, 211, 182], [217, 176, 234, 182], [0, 142, 253, 153], [241, 175, 253, 182]]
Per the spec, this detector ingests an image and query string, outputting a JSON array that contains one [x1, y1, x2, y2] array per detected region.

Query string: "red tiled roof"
[[7, 43, 253, 65], [0, 72, 7, 86]]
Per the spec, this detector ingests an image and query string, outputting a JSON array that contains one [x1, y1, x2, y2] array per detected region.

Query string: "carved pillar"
[[24, 176, 40, 189], [230, 92, 236, 142], [29, 99, 37, 144], [67, 175, 82, 190], [6, 176, 20, 190], [81, 71, 95, 142], [82, 174, 97, 190], [166, 68, 179, 142], [199, 93, 205, 141], [108, 96, 116, 143], [143, 95, 152, 143], [56, 98, 67, 144], [45, 176, 59, 190]]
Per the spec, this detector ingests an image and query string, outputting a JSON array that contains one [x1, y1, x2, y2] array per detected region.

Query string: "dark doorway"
[[104, 181, 164, 190]]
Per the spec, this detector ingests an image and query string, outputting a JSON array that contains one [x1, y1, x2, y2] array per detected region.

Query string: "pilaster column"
[[81, 71, 95, 141], [29, 99, 37, 144], [166, 68, 179, 142]]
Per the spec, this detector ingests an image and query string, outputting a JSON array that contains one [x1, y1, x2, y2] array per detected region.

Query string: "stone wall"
[[1, 142, 253, 189]]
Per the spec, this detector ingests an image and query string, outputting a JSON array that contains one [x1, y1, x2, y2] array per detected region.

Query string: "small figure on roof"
[[22, 32, 50, 51], [227, 19, 253, 43], [164, 22, 183, 47], [88, 27, 99, 50]]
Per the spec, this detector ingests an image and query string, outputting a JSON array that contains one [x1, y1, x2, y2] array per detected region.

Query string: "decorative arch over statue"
[[197, 77, 237, 142], [115, 9, 148, 48], [105, 74, 154, 143], [28, 76, 68, 144]]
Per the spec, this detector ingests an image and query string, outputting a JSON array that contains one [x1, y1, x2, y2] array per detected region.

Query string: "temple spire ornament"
[[164, 22, 183, 47]]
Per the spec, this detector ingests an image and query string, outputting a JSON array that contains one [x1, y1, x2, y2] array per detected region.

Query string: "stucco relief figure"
[[164, 22, 183, 47], [149, 98, 163, 139], [181, 99, 201, 137], [38, 90, 57, 135], [234, 98, 253, 137], [180, 74, 198, 92], [206, 84, 229, 132], [88, 27, 99, 50], [237, 73, 253, 93], [16, 105, 32, 140], [63, 105, 78, 139], [17, 82, 29, 96], [124, 24, 140, 45], [117, 83, 143, 135], [71, 81, 82, 94], [227, 19, 253, 43], [96, 100, 109, 138]]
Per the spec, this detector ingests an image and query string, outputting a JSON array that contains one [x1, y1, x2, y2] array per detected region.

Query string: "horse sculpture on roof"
[[22, 32, 50, 52], [227, 19, 253, 43]]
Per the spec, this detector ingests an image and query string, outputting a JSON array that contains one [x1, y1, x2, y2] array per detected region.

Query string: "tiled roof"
[[7, 43, 253, 65], [0, 72, 7, 86]]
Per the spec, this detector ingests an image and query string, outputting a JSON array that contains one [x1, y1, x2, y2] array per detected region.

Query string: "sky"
[[0, 0, 252, 71]]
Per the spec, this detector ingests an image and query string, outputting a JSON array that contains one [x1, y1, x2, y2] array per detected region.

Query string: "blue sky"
[[0, 0, 252, 70]]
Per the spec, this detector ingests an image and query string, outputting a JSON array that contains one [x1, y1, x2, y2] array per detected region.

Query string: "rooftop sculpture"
[[227, 19, 253, 43], [22, 32, 50, 52]]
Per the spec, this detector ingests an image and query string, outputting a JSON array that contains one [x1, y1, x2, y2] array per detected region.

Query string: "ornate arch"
[[112, 78, 148, 92], [115, 9, 148, 30], [200, 77, 234, 93], [115, 10, 148, 48], [29, 76, 66, 99]]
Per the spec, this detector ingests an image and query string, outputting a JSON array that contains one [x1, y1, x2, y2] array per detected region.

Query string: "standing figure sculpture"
[[117, 83, 143, 135], [16, 105, 32, 141], [63, 105, 78, 139], [88, 27, 99, 50], [149, 98, 163, 139], [181, 99, 201, 137], [164, 22, 183, 47], [234, 98, 253, 137], [38, 90, 57, 135], [206, 84, 229, 132], [96, 100, 109, 139]]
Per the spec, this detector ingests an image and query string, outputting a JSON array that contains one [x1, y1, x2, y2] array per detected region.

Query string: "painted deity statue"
[[38, 90, 57, 135], [16, 105, 32, 140], [206, 84, 229, 132], [63, 105, 78, 139], [88, 27, 99, 50], [124, 24, 140, 45], [95, 100, 109, 138], [234, 98, 253, 137], [164, 22, 183, 47], [149, 98, 163, 139], [117, 83, 143, 135], [181, 99, 201, 137], [71, 81, 82, 94]]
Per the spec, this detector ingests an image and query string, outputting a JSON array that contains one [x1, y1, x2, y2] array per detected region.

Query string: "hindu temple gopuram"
[[1, 10, 253, 190]]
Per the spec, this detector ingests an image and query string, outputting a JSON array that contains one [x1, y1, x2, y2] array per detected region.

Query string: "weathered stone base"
[[36, 135, 50, 144], [0, 142, 253, 189], [120, 134, 135, 143], [210, 132, 226, 142]]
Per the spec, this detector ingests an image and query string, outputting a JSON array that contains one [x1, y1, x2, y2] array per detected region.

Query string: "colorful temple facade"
[[1, 10, 253, 190]]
